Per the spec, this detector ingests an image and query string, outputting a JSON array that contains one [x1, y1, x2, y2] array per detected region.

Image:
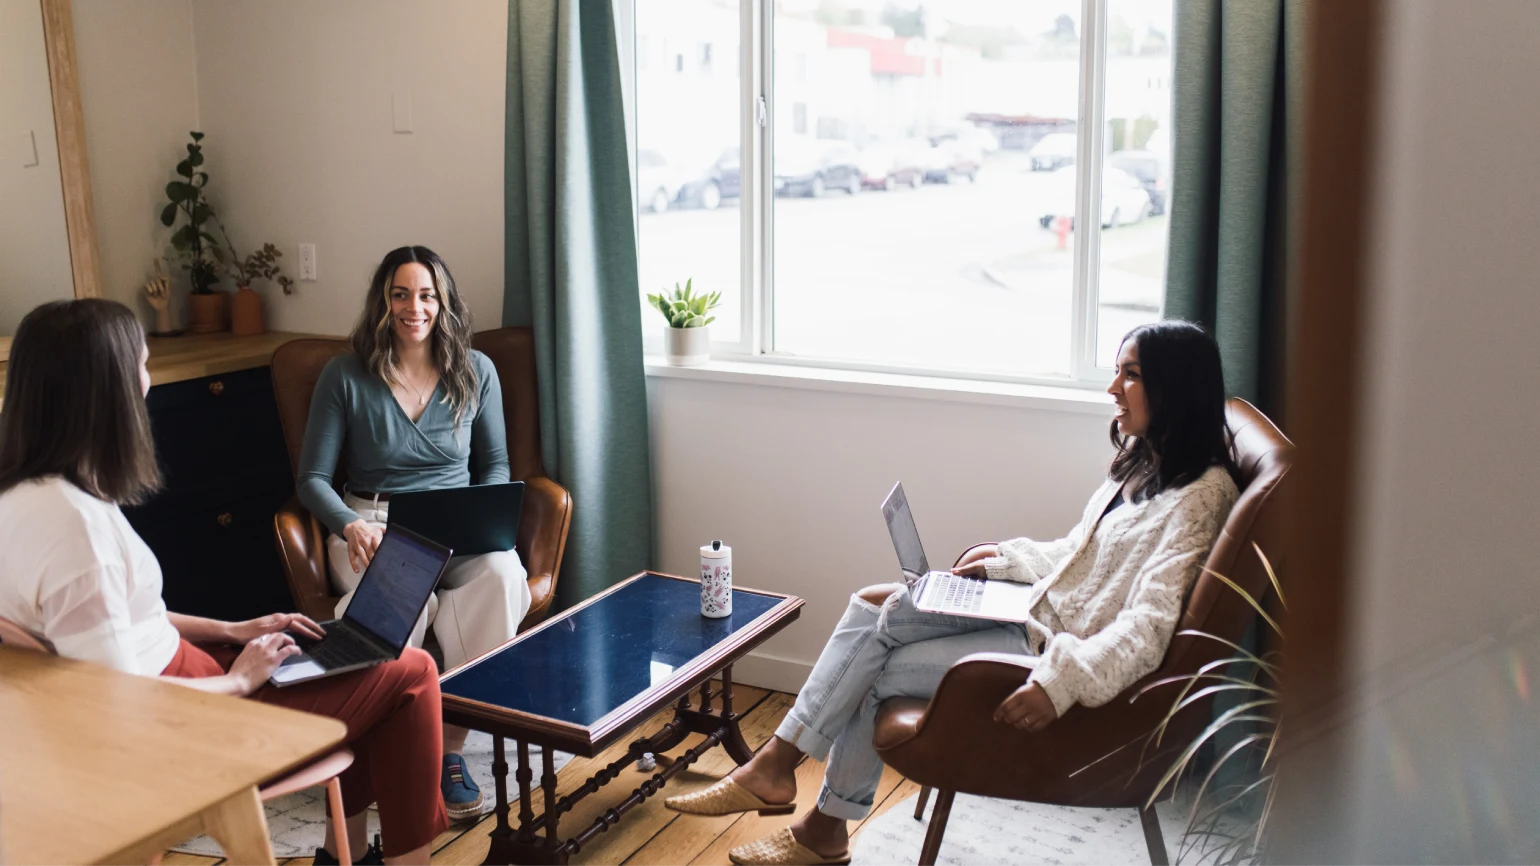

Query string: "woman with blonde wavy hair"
[[297, 245, 528, 821]]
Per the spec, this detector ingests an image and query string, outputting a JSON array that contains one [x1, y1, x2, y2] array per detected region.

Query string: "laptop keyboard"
[[305, 632, 381, 669], [937, 576, 985, 613]]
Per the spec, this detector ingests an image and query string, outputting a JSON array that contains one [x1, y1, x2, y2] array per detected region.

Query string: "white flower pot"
[[664, 325, 711, 366]]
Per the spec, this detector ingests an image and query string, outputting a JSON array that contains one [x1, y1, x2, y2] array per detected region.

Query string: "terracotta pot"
[[187, 291, 229, 334], [230, 285, 265, 336]]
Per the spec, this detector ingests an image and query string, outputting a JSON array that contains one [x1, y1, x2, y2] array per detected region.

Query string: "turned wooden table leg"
[[517, 740, 536, 841], [542, 744, 560, 854], [491, 736, 511, 836], [718, 664, 755, 765]]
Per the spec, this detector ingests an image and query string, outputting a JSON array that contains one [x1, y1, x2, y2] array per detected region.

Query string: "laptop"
[[269, 526, 452, 686], [386, 481, 524, 557], [881, 481, 1035, 623]]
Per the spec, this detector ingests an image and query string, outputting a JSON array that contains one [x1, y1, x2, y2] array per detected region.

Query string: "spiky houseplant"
[[647, 278, 721, 329], [1137, 544, 1285, 865], [648, 278, 721, 367]]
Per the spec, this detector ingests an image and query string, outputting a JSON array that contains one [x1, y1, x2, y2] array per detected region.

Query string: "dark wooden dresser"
[[118, 333, 327, 621]]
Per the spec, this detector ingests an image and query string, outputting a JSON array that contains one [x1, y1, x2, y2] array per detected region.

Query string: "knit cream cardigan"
[[982, 464, 1239, 717]]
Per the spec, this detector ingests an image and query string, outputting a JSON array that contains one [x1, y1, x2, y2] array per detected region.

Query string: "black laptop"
[[269, 525, 452, 686], [386, 481, 524, 557]]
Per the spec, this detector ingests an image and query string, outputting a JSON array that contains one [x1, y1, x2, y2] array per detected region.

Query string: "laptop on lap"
[[385, 481, 524, 557], [881, 481, 1035, 623], [269, 526, 452, 686]]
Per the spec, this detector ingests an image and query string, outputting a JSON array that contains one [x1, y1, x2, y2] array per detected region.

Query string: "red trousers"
[[162, 639, 449, 856]]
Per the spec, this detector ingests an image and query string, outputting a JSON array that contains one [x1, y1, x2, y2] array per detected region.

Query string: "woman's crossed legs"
[[708, 583, 1032, 859]]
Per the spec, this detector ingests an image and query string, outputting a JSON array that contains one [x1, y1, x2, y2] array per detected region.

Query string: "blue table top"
[[440, 573, 788, 731]]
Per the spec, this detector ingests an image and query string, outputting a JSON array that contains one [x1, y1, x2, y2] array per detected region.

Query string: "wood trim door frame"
[[40, 0, 101, 302]]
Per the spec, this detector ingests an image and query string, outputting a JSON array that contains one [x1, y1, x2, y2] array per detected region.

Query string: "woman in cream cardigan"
[[665, 320, 1241, 866]]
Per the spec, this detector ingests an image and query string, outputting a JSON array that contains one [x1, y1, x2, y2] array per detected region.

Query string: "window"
[[634, 0, 1173, 385]]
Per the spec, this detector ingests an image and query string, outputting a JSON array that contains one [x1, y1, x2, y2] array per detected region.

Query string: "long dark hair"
[[349, 245, 478, 426], [1108, 320, 1235, 502], [0, 299, 161, 504]]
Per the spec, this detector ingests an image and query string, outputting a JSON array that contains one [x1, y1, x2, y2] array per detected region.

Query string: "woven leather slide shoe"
[[728, 828, 851, 865], [663, 776, 796, 817]]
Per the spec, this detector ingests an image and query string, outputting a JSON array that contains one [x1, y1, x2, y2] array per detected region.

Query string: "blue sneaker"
[[442, 753, 487, 820]]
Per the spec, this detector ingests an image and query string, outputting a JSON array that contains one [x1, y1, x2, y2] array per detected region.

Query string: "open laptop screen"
[[344, 529, 450, 651], [881, 482, 930, 579]]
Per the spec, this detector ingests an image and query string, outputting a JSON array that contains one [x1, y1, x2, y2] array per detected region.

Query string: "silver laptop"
[[269, 526, 451, 686], [881, 482, 1035, 623]]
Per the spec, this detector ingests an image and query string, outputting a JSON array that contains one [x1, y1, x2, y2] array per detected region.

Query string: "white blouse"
[[0, 476, 181, 675]]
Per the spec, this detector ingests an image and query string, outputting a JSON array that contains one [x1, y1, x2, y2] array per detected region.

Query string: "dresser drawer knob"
[[209, 381, 225, 396], [217, 512, 233, 527]]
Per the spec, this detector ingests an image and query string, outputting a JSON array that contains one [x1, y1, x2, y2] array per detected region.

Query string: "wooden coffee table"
[[440, 571, 803, 865]]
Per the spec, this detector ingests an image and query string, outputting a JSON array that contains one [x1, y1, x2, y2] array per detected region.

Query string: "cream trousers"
[[328, 492, 531, 671]]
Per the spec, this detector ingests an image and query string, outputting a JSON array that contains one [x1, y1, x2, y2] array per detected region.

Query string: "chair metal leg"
[[914, 785, 932, 820], [918, 790, 954, 866], [1139, 805, 1169, 866], [327, 777, 351, 865]]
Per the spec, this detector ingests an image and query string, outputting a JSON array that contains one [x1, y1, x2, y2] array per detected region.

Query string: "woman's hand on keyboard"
[[229, 632, 302, 695], [951, 543, 999, 577], [227, 612, 325, 645]]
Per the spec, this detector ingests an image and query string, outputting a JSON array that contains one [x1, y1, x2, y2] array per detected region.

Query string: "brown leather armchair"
[[874, 399, 1293, 865], [269, 328, 572, 630]]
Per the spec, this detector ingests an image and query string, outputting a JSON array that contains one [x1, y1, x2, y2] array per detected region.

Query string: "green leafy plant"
[[1136, 544, 1285, 865], [159, 131, 224, 294], [647, 278, 721, 329], [216, 219, 295, 295]]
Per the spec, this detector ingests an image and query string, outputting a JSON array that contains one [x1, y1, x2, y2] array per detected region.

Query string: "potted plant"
[[218, 221, 294, 336], [1136, 545, 1285, 864], [647, 278, 720, 366], [160, 131, 227, 333]]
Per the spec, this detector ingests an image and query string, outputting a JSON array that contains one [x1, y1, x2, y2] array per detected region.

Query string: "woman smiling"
[[296, 245, 527, 820]]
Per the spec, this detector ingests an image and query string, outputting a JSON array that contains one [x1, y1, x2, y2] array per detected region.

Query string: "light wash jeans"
[[773, 585, 1033, 820]]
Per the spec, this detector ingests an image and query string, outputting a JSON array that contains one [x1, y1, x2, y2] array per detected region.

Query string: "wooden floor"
[[163, 683, 921, 866]]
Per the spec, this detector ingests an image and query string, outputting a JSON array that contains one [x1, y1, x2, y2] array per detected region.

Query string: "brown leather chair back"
[[270, 338, 351, 476], [1163, 398, 1293, 680], [471, 328, 548, 481]]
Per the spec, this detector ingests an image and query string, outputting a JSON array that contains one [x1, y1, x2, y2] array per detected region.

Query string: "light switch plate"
[[298, 243, 317, 281]]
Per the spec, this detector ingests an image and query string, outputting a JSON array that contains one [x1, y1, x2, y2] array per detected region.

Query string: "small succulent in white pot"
[[648, 278, 721, 366]]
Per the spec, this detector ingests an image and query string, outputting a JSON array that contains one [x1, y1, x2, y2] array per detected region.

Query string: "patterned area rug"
[[852, 791, 1193, 865], [172, 732, 573, 858]]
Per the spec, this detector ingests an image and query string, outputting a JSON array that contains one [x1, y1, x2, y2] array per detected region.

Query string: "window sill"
[[643, 356, 1115, 416]]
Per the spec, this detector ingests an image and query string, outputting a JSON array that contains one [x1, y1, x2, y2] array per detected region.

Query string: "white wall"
[[190, 0, 508, 335], [648, 374, 1114, 691], [1, 0, 77, 333], [73, 0, 200, 314], [1275, 1, 1540, 861]]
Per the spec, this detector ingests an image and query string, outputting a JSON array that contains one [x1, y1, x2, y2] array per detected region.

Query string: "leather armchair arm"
[[875, 652, 1204, 806], [517, 473, 572, 626], [273, 495, 337, 623]]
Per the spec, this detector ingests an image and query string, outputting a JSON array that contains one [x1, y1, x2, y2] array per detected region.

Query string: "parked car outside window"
[[1036, 165, 1152, 230]]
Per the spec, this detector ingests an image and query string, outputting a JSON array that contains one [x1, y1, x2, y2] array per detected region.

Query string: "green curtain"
[[1164, 0, 1306, 412], [504, 0, 653, 612]]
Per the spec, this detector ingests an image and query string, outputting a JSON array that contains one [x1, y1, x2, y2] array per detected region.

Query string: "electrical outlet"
[[298, 243, 317, 281]]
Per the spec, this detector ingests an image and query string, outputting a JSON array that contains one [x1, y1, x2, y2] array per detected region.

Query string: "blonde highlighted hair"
[[349, 246, 478, 427]]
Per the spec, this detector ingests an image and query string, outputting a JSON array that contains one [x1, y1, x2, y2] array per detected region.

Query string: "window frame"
[[633, 0, 1156, 390]]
